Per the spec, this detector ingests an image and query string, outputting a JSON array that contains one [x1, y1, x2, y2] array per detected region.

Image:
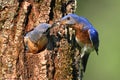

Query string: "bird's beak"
[[60, 21, 66, 25], [59, 19, 68, 25]]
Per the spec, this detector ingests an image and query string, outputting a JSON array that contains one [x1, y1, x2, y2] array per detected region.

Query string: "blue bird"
[[24, 23, 51, 53], [60, 13, 99, 72]]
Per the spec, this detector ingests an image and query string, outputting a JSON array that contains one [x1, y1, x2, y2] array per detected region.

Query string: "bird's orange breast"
[[73, 23, 92, 45], [25, 35, 48, 53], [76, 30, 91, 44]]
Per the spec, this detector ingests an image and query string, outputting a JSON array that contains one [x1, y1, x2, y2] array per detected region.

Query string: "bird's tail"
[[81, 52, 90, 72]]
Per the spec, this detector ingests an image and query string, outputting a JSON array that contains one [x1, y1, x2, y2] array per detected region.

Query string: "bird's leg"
[[74, 47, 84, 80], [81, 46, 87, 58], [71, 31, 83, 80], [76, 47, 88, 80], [76, 54, 84, 80], [81, 51, 85, 58]]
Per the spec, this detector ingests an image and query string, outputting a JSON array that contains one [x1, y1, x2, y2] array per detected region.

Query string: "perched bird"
[[60, 13, 99, 72], [24, 23, 51, 53]]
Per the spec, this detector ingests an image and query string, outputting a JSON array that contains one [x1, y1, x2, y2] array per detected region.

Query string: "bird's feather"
[[82, 52, 90, 72], [88, 29, 99, 54], [65, 14, 93, 27], [25, 23, 51, 43]]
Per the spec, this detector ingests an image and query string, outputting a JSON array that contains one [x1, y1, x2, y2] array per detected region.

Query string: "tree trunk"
[[0, 0, 81, 80]]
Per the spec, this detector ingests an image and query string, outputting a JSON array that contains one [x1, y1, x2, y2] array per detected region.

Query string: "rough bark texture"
[[0, 0, 79, 80]]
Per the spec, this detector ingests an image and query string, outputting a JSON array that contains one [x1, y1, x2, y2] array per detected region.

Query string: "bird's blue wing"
[[88, 28, 99, 54]]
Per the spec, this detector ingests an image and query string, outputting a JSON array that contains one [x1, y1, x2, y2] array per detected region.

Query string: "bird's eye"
[[67, 17, 70, 20]]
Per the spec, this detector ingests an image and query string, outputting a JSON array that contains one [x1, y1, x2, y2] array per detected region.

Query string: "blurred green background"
[[76, 0, 120, 80]]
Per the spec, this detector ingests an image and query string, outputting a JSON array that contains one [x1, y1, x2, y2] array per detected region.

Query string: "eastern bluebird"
[[24, 23, 51, 53], [60, 13, 99, 72]]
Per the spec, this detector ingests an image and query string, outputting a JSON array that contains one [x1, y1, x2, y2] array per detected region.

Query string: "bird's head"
[[60, 14, 80, 25], [60, 14, 93, 29], [60, 14, 87, 30]]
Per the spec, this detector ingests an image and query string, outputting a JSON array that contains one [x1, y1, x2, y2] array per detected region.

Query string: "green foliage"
[[76, 0, 120, 80]]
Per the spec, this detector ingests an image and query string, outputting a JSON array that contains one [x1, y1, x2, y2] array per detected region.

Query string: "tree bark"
[[0, 0, 80, 80]]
